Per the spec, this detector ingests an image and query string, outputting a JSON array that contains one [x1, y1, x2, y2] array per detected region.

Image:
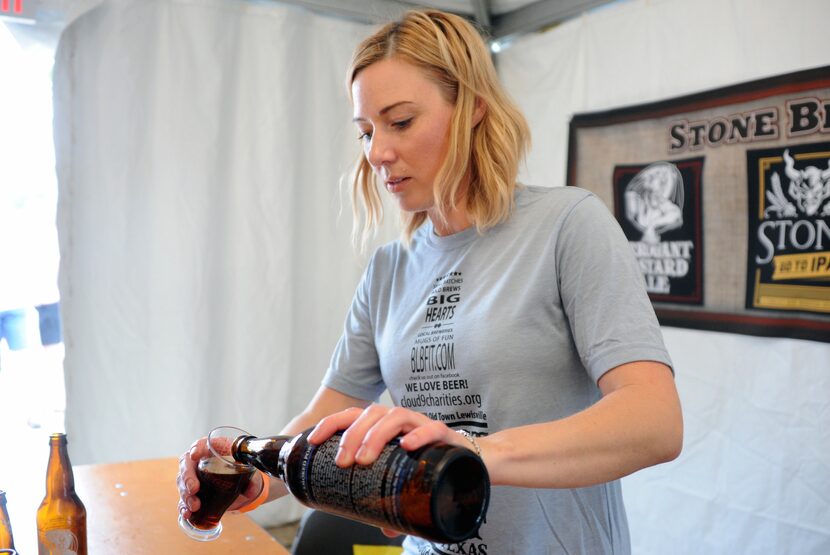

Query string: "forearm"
[[482, 363, 683, 488]]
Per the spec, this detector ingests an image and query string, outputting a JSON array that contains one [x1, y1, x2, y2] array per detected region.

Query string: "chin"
[[399, 206, 434, 218], [393, 195, 433, 214]]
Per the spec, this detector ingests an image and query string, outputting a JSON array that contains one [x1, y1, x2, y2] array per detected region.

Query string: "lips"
[[385, 176, 410, 192]]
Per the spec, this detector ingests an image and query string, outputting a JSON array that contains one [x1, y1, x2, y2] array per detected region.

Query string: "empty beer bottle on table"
[[231, 428, 490, 544], [36, 433, 87, 555], [0, 490, 15, 553]]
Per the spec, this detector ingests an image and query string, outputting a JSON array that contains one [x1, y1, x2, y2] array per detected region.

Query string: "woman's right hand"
[[176, 437, 265, 520]]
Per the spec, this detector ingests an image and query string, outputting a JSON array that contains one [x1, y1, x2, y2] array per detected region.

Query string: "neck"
[[428, 173, 472, 236], [429, 208, 471, 236], [45, 440, 74, 496]]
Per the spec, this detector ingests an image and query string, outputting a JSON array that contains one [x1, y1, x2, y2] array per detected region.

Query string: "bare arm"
[[482, 360, 682, 487], [311, 361, 682, 489]]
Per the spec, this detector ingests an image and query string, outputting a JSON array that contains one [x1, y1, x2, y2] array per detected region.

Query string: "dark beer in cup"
[[188, 457, 255, 531], [179, 426, 258, 542]]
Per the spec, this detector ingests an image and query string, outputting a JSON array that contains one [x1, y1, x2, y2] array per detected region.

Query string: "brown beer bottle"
[[36, 433, 87, 555], [231, 429, 489, 543], [0, 490, 14, 551]]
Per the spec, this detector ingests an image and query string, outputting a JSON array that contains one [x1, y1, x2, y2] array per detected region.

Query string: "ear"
[[472, 97, 487, 128]]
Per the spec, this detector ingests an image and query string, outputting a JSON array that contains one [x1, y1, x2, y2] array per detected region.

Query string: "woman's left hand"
[[307, 404, 471, 467]]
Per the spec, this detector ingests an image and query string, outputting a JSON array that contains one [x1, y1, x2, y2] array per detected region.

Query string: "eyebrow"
[[353, 101, 415, 122]]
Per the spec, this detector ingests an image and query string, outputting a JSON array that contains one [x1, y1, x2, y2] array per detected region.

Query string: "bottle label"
[[38, 529, 80, 554], [295, 437, 414, 531]]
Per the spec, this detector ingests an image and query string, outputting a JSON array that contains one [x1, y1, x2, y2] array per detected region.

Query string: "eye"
[[357, 130, 372, 141], [392, 118, 413, 130]]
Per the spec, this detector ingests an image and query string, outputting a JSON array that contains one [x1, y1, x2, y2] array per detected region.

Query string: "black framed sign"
[[612, 156, 704, 304], [567, 65, 830, 342], [746, 141, 830, 314]]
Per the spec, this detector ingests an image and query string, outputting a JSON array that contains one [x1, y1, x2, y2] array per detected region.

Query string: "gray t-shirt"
[[323, 185, 673, 555]]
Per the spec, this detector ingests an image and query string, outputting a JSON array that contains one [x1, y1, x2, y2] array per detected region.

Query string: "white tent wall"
[[53, 0, 390, 526], [497, 0, 830, 553]]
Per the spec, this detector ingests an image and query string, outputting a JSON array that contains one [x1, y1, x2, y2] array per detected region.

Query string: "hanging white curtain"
[[498, 0, 830, 553], [52, 0, 394, 526]]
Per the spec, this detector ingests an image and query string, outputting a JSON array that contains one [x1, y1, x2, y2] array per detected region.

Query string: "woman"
[[178, 9, 682, 555]]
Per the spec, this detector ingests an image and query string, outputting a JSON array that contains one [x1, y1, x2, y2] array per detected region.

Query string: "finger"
[[336, 404, 393, 467], [178, 456, 200, 497], [184, 442, 205, 471], [176, 472, 188, 499], [380, 527, 402, 538], [178, 438, 208, 500], [354, 407, 433, 465], [399, 419, 458, 451], [243, 471, 262, 499], [184, 493, 200, 514], [307, 407, 365, 444], [228, 472, 263, 511], [177, 463, 196, 500], [187, 438, 206, 462], [178, 500, 191, 520]]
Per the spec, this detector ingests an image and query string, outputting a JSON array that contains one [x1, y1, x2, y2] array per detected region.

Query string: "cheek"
[[417, 123, 451, 170]]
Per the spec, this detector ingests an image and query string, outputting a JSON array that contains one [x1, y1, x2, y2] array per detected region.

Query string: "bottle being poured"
[[231, 427, 489, 544]]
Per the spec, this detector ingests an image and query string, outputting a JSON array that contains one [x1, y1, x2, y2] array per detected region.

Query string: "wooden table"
[[11, 458, 288, 554]]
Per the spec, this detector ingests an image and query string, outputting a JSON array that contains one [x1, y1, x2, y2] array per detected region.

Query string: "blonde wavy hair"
[[347, 9, 530, 246]]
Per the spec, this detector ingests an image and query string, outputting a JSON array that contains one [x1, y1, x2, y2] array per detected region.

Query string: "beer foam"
[[200, 457, 251, 475]]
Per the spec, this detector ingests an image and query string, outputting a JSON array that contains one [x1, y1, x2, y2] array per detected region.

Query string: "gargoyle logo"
[[764, 149, 830, 218]]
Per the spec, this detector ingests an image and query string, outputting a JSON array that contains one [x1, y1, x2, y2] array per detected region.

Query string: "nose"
[[366, 130, 396, 169]]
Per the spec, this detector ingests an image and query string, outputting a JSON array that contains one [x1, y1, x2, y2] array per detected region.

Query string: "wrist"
[[239, 471, 270, 513], [456, 429, 482, 459]]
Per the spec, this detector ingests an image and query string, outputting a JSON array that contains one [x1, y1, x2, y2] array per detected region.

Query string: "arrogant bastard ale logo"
[[613, 158, 704, 304], [746, 142, 830, 314]]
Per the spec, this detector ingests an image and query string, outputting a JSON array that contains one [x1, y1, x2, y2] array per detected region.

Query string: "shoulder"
[[508, 186, 625, 258], [364, 237, 409, 276], [517, 184, 594, 210], [519, 184, 592, 200], [514, 185, 604, 226]]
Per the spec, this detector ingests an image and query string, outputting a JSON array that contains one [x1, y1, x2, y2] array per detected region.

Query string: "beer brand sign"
[[567, 66, 830, 342], [746, 142, 830, 314], [612, 158, 704, 303]]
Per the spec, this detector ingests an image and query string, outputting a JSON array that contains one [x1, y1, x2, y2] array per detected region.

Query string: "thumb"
[[228, 471, 263, 511], [380, 528, 402, 538]]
